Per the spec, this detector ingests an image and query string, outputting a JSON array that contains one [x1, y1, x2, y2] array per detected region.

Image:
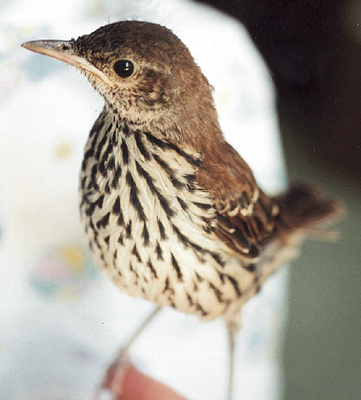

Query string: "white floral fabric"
[[0, 1, 287, 399]]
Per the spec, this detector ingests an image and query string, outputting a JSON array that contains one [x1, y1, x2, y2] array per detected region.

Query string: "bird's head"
[[22, 21, 219, 141]]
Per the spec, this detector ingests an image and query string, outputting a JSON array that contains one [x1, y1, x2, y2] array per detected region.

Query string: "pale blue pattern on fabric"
[[0, 1, 287, 399]]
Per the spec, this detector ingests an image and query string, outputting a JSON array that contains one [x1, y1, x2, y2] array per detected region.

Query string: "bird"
[[22, 21, 342, 400]]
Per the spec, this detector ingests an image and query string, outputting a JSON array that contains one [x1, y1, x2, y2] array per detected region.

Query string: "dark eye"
[[113, 60, 134, 78]]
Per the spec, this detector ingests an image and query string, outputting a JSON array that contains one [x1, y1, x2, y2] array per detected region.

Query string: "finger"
[[120, 366, 187, 400]]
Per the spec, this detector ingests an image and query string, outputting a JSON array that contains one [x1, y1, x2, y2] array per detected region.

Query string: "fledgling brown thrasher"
[[22, 21, 341, 400]]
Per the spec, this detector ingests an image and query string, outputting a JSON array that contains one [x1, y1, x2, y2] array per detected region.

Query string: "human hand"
[[97, 364, 187, 400], [120, 365, 186, 400]]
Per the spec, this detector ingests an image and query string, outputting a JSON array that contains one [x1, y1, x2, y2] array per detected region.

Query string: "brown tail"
[[273, 183, 344, 235]]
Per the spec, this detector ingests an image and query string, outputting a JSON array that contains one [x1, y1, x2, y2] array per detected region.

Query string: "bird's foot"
[[93, 349, 131, 400]]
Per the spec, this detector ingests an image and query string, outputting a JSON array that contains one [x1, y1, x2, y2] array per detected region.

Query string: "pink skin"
[[104, 364, 187, 400]]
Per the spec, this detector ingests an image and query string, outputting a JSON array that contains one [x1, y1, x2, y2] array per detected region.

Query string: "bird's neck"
[[101, 89, 224, 154], [80, 106, 205, 199]]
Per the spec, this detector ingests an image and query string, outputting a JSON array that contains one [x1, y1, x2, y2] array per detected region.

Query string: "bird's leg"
[[226, 319, 239, 400], [94, 306, 162, 400]]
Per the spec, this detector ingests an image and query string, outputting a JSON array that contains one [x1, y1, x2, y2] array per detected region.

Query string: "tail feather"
[[273, 183, 344, 234]]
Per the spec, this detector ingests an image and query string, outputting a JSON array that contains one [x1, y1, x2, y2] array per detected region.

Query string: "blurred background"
[[198, 1, 361, 399], [0, 0, 360, 399]]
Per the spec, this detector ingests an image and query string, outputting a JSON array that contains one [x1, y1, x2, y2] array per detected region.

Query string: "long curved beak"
[[21, 40, 88, 69]]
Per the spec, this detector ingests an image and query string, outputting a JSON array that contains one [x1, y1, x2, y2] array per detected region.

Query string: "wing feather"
[[196, 141, 280, 259]]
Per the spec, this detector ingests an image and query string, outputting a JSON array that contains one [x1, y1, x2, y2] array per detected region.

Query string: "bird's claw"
[[93, 349, 131, 400]]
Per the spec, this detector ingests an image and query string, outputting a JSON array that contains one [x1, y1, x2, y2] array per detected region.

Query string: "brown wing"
[[196, 140, 280, 260]]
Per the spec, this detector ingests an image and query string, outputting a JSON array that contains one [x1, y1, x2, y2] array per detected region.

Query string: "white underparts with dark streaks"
[[80, 108, 284, 323]]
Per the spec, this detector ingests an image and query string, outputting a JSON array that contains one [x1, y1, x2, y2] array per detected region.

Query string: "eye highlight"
[[113, 60, 134, 78]]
